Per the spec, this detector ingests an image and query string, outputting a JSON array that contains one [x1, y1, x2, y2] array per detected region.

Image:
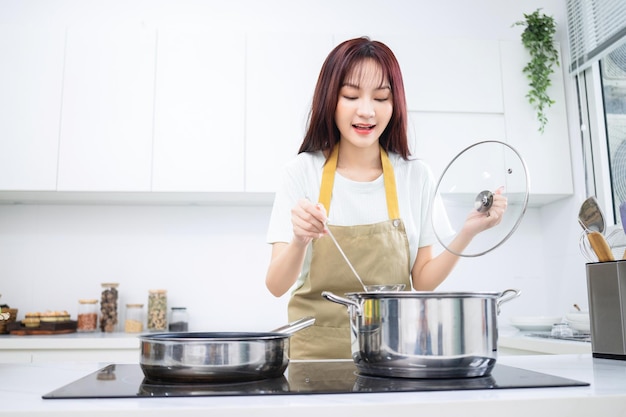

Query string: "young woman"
[[265, 37, 506, 359]]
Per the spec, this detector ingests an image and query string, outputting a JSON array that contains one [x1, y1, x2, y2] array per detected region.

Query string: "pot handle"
[[321, 291, 363, 316], [271, 316, 315, 335], [496, 288, 521, 314]]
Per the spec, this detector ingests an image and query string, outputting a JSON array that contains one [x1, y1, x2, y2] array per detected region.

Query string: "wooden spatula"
[[587, 231, 615, 262]]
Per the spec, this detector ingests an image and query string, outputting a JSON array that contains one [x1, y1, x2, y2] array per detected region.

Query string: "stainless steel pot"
[[139, 316, 314, 383], [322, 289, 520, 379]]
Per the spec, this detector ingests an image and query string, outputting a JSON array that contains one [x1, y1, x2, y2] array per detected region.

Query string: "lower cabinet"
[[0, 335, 141, 364]]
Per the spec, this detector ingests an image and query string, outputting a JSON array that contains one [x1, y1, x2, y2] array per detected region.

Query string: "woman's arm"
[[266, 241, 308, 297], [265, 200, 328, 297], [411, 191, 507, 290]]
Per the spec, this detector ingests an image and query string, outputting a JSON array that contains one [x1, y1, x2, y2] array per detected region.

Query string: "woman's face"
[[335, 59, 393, 150]]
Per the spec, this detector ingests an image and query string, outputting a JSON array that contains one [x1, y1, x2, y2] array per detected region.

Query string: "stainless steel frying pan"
[[139, 316, 314, 383]]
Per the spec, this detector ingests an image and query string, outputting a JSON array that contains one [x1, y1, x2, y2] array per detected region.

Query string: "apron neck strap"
[[319, 144, 400, 219]]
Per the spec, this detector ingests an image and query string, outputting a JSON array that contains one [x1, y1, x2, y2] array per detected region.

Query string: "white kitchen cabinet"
[[499, 41, 573, 205], [57, 23, 156, 192], [0, 25, 65, 191], [245, 33, 335, 193], [151, 29, 246, 192], [381, 36, 504, 114], [407, 41, 572, 206], [409, 112, 508, 180], [0, 334, 140, 364], [0, 29, 574, 205]]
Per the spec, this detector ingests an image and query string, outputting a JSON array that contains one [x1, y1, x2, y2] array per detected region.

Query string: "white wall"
[[0, 0, 591, 330]]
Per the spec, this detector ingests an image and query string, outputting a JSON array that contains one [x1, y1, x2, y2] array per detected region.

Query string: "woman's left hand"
[[461, 187, 508, 237]]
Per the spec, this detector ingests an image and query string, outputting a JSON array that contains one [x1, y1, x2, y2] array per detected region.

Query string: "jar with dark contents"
[[77, 299, 98, 332], [147, 289, 167, 331], [168, 307, 189, 332], [100, 283, 119, 332]]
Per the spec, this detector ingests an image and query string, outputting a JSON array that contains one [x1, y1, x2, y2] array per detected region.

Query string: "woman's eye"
[[375, 97, 390, 102], [342, 95, 358, 100]]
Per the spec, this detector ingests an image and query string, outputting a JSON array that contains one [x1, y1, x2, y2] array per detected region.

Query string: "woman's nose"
[[356, 99, 375, 118]]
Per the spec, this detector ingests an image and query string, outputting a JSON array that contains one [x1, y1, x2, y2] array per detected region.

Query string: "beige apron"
[[287, 145, 411, 359]]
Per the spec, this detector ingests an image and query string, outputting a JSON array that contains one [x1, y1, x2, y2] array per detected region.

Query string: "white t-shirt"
[[266, 150, 448, 289]]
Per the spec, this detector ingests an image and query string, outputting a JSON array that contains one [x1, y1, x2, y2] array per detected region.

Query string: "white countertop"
[[1, 354, 626, 417], [498, 329, 592, 355]]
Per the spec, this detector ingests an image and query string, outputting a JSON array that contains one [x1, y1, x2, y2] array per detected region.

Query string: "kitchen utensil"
[[432, 141, 530, 257], [586, 260, 626, 359], [325, 225, 405, 293], [139, 316, 315, 383], [579, 225, 624, 262], [579, 196, 605, 233], [325, 225, 367, 291], [578, 197, 614, 262], [322, 289, 520, 378], [587, 231, 615, 262]]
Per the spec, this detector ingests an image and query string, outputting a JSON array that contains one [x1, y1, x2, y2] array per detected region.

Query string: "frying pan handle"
[[271, 316, 315, 335], [496, 289, 521, 315]]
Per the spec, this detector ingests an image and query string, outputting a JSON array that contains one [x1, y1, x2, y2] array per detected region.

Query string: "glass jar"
[[147, 289, 167, 331], [100, 283, 119, 332], [168, 307, 189, 332], [551, 323, 574, 338], [124, 303, 144, 333], [77, 299, 98, 332]]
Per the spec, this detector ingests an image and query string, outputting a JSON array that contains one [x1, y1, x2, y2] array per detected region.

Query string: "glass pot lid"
[[431, 140, 530, 257]]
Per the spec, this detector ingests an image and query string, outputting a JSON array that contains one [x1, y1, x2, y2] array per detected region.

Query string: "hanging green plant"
[[513, 8, 560, 133]]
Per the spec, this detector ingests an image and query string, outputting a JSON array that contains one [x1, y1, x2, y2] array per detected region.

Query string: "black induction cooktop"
[[43, 361, 588, 399]]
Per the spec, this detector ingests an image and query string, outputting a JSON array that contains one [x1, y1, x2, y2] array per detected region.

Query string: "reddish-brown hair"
[[298, 37, 410, 159]]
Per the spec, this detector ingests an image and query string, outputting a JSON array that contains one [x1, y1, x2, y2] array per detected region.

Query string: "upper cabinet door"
[[499, 41, 573, 204], [151, 29, 246, 192], [381, 36, 503, 113], [57, 23, 156, 192], [245, 33, 335, 193], [0, 25, 65, 191]]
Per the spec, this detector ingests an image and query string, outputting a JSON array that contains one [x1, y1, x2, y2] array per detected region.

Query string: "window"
[[567, 0, 626, 226], [601, 44, 626, 221]]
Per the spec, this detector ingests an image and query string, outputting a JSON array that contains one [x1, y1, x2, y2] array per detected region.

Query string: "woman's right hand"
[[291, 200, 328, 245]]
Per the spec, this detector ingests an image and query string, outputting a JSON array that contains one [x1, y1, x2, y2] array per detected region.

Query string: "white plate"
[[509, 316, 562, 331]]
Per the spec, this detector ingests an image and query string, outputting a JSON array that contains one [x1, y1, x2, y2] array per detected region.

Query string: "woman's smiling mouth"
[[353, 124, 375, 132]]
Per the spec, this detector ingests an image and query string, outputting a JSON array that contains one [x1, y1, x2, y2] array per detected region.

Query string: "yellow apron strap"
[[380, 147, 400, 219], [319, 145, 338, 214], [319, 145, 400, 219]]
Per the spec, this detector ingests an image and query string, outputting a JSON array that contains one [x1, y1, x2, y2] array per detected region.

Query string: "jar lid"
[[101, 282, 119, 288], [126, 303, 144, 308], [149, 289, 167, 294], [79, 299, 98, 304]]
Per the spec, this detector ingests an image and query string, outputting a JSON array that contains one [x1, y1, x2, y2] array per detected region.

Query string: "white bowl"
[[568, 320, 591, 332], [509, 316, 562, 331], [565, 312, 590, 323]]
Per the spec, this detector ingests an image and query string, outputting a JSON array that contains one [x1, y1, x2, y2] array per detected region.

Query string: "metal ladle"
[[325, 225, 405, 293]]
